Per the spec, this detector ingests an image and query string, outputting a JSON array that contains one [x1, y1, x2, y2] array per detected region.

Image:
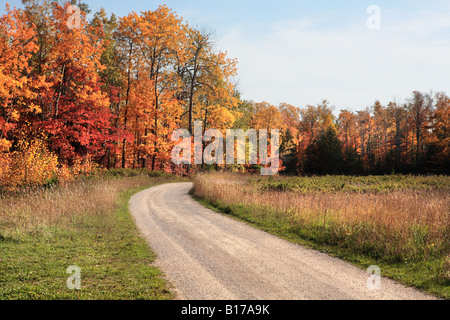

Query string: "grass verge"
[[0, 175, 185, 300]]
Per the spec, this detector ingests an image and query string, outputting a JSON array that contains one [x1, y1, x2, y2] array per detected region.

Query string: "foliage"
[[0, 135, 59, 191], [303, 127, 345, 175], [0, 1, 449, 191]]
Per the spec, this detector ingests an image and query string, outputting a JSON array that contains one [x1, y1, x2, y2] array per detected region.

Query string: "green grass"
[[252, 174, 450, 193], [0, 177, 180, 300]]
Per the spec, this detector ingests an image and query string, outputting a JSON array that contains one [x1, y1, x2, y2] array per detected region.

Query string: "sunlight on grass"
[[193, 173, 450, 299]]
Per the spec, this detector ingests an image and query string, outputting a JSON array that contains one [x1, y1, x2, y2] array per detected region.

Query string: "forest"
[[1, 0, 449, 191]]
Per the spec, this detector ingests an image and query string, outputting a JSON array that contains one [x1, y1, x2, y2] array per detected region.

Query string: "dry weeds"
[[0, 177, 153, 233], [194, 173, 450, 262]]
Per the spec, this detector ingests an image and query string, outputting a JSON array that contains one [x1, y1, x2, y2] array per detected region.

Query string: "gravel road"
[[129, 182, 436, 300]]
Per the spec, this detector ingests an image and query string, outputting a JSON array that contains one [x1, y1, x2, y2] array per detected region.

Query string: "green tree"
[[303, 127, 345, 175]]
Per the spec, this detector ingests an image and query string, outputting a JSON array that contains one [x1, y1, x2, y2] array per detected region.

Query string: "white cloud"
[[218, 9, 450, 111]]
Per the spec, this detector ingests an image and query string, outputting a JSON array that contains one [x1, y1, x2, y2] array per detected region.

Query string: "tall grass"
[[193, 173, 450, 297], [0, 177, 153, 235]]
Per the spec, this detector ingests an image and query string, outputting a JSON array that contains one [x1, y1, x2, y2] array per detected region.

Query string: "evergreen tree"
[[304, 128, 345, 175]]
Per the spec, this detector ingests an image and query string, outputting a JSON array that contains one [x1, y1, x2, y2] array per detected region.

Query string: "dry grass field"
[[193, 173, 450, 298]]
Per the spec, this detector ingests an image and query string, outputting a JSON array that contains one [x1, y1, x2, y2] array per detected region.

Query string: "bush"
[[3, 137, 59, 191]]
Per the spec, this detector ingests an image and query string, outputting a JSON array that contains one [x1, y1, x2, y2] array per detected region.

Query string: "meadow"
[[0, 171, 184, 300], [193, 173, 450, 299]]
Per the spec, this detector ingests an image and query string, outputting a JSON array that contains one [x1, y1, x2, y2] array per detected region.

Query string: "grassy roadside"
[[191, 173, 450, 300], [192, 192, 449, 300], [0, 174, 185, 300]]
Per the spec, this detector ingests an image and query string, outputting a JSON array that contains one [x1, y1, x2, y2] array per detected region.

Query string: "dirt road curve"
[[129, 183, 436, 300]]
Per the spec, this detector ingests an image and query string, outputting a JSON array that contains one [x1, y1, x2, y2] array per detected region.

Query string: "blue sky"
[[2, 0, 450, 112]]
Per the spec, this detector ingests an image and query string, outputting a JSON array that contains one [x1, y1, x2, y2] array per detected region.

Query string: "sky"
[[2, 0, 450, 112]]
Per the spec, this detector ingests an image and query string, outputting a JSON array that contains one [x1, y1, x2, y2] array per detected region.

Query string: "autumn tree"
[[179, 28, 214, 135], [337, 110, 362, 174], [13, 1, 116, 165], [91, 8, 121, 111], [407, 91, 434, 169], [279, 103, 300, 174], [386, 101, 407, 172], [114, 7, 187, 170], [297, 100, 336, 173], [372, 101, 391, 171], [428, 92, 450, 173], [3, 1, 450, 180], [177, 28, 238, 134], [89, 8, 126, 168], [0, 4, 39, 144]]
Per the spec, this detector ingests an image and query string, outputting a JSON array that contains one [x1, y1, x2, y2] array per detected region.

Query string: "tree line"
[[0, 1, 448, 190], [0, 0, 240, 189], [262, 92, 449, 175]]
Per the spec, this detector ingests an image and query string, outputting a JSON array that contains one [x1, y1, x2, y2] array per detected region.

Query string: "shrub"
[[5, 137, 59, 191]]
